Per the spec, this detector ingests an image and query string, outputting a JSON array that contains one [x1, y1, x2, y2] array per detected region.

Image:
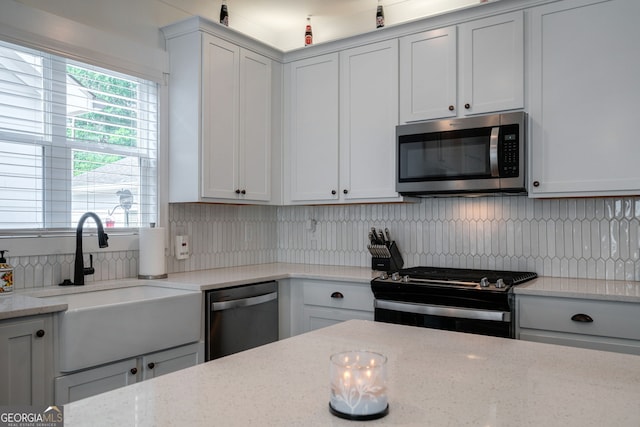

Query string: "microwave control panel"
[[499, 124, 520, 177]]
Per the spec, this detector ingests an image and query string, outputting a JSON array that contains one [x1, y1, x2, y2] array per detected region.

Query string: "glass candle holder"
[[329, 350, 389, 420]]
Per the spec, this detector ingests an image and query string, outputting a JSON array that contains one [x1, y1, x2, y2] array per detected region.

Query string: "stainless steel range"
[[371, 266, 537, 338]]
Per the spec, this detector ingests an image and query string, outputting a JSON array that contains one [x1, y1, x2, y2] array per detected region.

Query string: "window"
[[0, 39, 158, 230]]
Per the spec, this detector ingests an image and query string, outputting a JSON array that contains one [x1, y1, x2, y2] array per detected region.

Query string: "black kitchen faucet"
[[60, 212, 109, 286]]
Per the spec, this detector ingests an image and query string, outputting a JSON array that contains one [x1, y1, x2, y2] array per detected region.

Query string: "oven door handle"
[[375, 299, 511, 322]]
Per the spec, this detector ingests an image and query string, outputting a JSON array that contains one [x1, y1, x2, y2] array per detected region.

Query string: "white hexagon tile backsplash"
[[274, 197, 640, 281], [9, 196, 640, 289]]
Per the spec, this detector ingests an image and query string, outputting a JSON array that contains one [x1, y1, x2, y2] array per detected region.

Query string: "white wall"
[[13, 0, 482, 51]]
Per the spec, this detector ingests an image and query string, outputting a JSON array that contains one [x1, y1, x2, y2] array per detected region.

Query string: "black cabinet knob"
[[130, 367, 138, 375], [448, 105, 455, 111], [235, 189, 241, 194], [331, 190, 337, 195], [147, 362, 155, 370], [35, 329, 45, 338], [331, 291, 344, 299], [571, 313, 593, 323], [464, 103, 471, 109], [533, 181, 540, 187], [343, 189, 348, 194], [241, 189, 246, 195]]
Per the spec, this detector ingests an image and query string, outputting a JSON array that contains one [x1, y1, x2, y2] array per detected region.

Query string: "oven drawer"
[[302, 280, 374, 312], [518, 295, 640, 341]]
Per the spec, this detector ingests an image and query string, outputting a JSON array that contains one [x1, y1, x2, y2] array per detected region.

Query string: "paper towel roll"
[[138, 226, 167, 279]]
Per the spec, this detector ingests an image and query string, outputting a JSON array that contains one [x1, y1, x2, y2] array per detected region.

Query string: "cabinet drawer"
[[518, 296, 640, 341], [302, 280, 374, 312]]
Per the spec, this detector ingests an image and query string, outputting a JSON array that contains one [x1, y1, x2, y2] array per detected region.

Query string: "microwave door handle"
[[489, 127, 500, 177]]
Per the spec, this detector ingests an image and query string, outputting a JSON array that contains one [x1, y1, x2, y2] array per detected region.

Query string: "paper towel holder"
[[138, 223, 168, 280]]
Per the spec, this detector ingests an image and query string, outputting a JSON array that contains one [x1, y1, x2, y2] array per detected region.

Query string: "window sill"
[[0, 232, 139, 257]]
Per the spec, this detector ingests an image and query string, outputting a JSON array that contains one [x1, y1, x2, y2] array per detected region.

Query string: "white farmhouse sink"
[[41, 285, 201, 372]]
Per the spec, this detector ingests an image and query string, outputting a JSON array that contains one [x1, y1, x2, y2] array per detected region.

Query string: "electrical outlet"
[[175, 235, 189, 260]]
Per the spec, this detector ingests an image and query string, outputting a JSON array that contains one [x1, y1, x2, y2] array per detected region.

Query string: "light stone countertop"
[[0, 263, 375, 320], [3, 262, 639, 320], [514, 276, 640, 302], [164, 262, 377, 290], [0, 293, 68, 320], [63, 319, 640, 426]]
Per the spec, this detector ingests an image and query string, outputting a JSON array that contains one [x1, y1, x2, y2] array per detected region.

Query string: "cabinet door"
[[54, 358, 138, 405], [459, 11, 523, 115], [340, 40, 400, 201], [0, 317, 48, 405], [287, 53, 340, 202], [303, 306, 374, 333], [399, 26, 457, 122], [239, 49, 272, 202], [141, 342, 203, 380], [201, 34, 240, 199], [528, 0, 640, 197]]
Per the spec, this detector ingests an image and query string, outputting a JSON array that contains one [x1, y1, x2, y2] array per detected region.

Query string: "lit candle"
[[329, 350, 388, 419]]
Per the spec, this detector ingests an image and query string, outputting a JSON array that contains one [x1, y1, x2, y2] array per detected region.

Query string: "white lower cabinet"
[[0, 315, 53, 405], [55, 342, 203, 404], [517, 295, 640, 355], [303, 306, 374, 333], [292, 279, 374, 335], [141, 344, 203, 380]]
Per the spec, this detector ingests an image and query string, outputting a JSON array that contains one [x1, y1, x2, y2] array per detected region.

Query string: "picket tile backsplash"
[[9, 196, 640, 288]]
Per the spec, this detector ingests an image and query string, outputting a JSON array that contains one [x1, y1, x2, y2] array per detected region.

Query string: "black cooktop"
[[371, 266, 538, 311], [396, 266, 538, 286]]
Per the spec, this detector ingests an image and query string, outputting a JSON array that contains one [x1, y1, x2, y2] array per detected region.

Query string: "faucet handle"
[[99, 232, 109, 248], [83, 254, 95, 276]]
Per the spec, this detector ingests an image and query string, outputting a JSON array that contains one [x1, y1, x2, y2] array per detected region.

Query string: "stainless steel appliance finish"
[[396, 111, 527, 196], [206, 281, 278, 361], [371, 267, 537, 338]]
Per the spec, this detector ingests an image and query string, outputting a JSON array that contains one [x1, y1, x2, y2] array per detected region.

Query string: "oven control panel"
[[374, 273, 512, 291]]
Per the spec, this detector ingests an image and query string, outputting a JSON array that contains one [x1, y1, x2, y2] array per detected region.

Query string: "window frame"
[[0, 1, 169, 256], [1, 42, 159, 232]]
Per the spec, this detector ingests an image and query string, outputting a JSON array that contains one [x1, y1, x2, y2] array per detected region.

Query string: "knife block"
[[370, 241, 404, 272]]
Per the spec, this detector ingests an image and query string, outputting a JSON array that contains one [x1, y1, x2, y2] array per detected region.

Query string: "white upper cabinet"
[[202, 39, 272, 201], [285, 53, 340, 202], [165, 25, 273, 204], [400, 11, 524, 123], [201, 35, 241, 200], [400, 27, 457, 122], [239, 49, 273, 202], [527, 0, 640, 197], [458, 11, 524, 116], [339, 40, 402, 202], [285, 40, 405, 204]]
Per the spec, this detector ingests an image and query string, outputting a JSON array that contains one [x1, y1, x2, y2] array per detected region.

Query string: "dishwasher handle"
[[211, 291, 278, 311]]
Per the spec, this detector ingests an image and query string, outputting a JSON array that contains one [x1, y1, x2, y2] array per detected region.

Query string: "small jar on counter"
[[0, 250, 13, 293]]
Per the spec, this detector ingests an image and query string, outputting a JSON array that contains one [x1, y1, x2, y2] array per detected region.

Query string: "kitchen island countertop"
[[64, 319, 640, 426]]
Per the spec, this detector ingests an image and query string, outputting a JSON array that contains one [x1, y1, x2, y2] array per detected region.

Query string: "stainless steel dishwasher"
[[206, 281, 278, 361]]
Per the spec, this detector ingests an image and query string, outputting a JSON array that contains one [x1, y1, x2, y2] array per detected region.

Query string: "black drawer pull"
[[130, 367, 138, 375], [331, 292, 344, 299], [571, 313, 593, 323], [35, 329, 45, 338]]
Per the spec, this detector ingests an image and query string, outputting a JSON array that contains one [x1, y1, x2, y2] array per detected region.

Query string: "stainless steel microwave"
[[396, 112, 527, 196]]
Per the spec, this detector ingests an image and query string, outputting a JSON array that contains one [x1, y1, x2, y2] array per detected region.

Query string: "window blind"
[[0, 39, 158, 230]]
